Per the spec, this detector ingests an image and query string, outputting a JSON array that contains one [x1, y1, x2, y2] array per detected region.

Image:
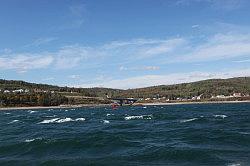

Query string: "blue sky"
[[1, 0, 250, 89]]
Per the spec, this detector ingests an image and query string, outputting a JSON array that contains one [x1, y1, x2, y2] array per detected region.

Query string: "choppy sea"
[[0, 103, 249, 165]]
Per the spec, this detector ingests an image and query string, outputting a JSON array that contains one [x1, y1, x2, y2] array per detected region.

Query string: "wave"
[[180, 118, 198, 123], [227, 164, 241, 166], [28, 110, 37, 114], [38, 117, 85, 124], [4, 112, 11, 115], [124, 115, 153, 120], [102, 120, 110, 124], [38, 118, 60, 124], [106, 113, 114, 116], [75, 118, 85, 121], [44, 115, 57, 118], [213, 115, 227, 119], [238, 132, 250, 135], [24, 137, 42, 143], [56, 118, 73, 123], [8, 120, 19, 124], [24, 139, 35, 143]]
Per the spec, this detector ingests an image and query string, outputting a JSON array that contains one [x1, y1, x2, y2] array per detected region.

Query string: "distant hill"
[[0, 77, 250, 107], [0, 79, 122, 97], [112, 77, 250, 99]]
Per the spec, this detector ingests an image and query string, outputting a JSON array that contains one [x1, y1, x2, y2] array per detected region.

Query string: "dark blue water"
[[0, 103, 249, 166]]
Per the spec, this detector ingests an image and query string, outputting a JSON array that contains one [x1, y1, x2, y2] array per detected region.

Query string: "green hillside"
[[0, 77, 250, 107], [113, 77, 250, 99]]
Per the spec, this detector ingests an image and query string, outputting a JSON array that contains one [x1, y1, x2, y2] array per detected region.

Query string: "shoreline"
[[1, 100, 250, 111], [0, 104, 110, 111], [139, 100, 250, 106]]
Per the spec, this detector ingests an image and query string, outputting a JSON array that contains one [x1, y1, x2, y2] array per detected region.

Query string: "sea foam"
[[38, 117, 85, 124], [38, 118, 60, 124], [56, 118, 73, 123], [102, 120, 110, 124], [28, 110, 37, 114], [25, 139, 35, 142], [75, 118, 85, 121], [8, 120, 19, 124], [214, 115, 227, 119], [180, 118, 198, 123], [124, 114, 153, 120]]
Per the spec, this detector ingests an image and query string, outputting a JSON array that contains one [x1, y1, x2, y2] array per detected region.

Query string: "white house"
[[233, 93, 241, 97], [4, 90, 10, 93], [13, 89, 24, 93]]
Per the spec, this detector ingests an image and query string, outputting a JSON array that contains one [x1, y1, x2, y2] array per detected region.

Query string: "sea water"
[[0, 103, 249, 165]]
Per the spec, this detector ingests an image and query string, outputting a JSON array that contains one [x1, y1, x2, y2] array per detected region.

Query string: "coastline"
[[0, 104, 110, 111], [1, 100, 250, 111], [139, 100, 250, 106]]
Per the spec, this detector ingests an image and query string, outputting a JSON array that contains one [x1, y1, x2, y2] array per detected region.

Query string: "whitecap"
[[124, 115, 153, 120], [65, 110, 68, 112], [143, 106, 147, 109], [227, 163, 241, 166], [75, 118, 85, 121], [180, 118, 198, 123], [102, 120, 110, 124], [106, 113, 114, 116], [45, 115, 57, 118], [28, 110, 37, 114], [214, 115, 227, 119], [238, 132, 250, 135], [55, 118, 73, 123], [4, 112, 11, 115], [38, 117, 85, 124], [25, 139, 35, 142], [38, 118, 60, 124], [8, 120, 19, 124], [25, 138, 42, 143]]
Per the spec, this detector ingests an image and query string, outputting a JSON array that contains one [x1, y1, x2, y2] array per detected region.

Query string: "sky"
[[1, 0, 250, 89]]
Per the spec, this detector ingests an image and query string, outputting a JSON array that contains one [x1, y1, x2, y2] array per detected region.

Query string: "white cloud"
[[2, 33, 250, 72], [0, 48, 12, 54], [0, 54, 53, 72], [42, 77, 55, 81], [191, 24, 199, 28], [137, 39, 186, 58], [119, 66, 160, 71], [175, 0, 245, 10], [233, 59, 250, 63], [69, 75, 81, 79], [54, 45, 96, 69], [68, 4, 86, 28], [173, 33, 250, 63], [24, 37, 57, 47], [103, 38, 178, 49], [77, 68, 250, 89]]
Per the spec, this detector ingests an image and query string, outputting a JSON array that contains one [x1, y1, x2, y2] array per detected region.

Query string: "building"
[[233, 93, 241, 97], [4, 90, 10, 93], [13, 89, 24, 93]]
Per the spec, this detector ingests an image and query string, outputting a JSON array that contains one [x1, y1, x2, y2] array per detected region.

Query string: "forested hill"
[[0, 79, 122, 97], [112, 77, 250, 99], [1, 77, 250, 101]]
